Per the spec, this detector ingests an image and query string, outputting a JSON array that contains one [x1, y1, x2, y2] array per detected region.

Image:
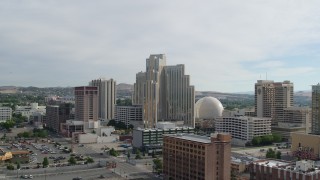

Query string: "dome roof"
[[195, 96, 224, 119]]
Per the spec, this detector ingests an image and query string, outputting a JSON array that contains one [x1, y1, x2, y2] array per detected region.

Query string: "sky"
[[1, 0, 320, 93]]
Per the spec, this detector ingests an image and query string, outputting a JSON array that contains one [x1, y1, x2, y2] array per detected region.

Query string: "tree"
[[68, 156, 76, 165], [261, 135, 273, 145], [16, 162, 21, 170], [276, 151, 281, 159], [266, 148, 276, 158], [107, 119, 116, 126], [109, 148, 119, 157], [135, 149, 142, 159], [272, 134, 282, 143], [252, 136, 262, 146], [7, 164, 14, 170], [42, 157, 49, 168], [153, 158, 163, 173], [85, 157, 94, 164]]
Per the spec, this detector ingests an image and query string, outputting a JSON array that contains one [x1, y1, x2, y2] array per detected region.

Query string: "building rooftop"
[[164, 133, 212, 143], [253, 159, 320, 174], [136, 126, 194, 132], [254, 159, 290, 168]]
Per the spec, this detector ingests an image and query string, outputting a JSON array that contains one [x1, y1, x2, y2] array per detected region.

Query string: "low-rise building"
[[273, 123, 306, 141], [132, 122, 194, 154], [0, 107, 12, 122], [115, 105, 143, 128], [249, 159, 320, 180], [291, 132, 320, 160], [15, 103, 46, 121], [60, 120, 84, 137], [283, 107, 311, 133], [163, 133, 231, 180], [215, 116, 271, 146]]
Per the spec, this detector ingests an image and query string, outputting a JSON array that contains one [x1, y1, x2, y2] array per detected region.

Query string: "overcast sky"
[[1, 1, 320, 92]]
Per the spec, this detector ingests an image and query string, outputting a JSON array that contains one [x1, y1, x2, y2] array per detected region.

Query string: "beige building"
[[272, 123, 305, 141], [255, 80, 293, 126], [249, 159, 320, 180], [311, 83, 320, 134], [133, 54, 195, 128], [0, 107, 12, 122], [90, 78, 116, 122], [163, 133, 231, 180], [215, 116, 271, 146], [291, 132, 320, 160], [283, 107, 311, 133], [115, 105, 143, 128]]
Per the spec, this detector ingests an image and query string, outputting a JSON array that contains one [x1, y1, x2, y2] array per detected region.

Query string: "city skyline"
[[1, 1, 320, 92]]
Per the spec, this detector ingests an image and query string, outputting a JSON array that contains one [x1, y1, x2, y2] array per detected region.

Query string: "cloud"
[[1, 0, 320, 92]]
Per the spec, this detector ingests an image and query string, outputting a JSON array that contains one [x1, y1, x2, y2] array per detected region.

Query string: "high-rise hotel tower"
[[311, 83, 320, 134], [133, 54, 195, 128], [255, 80, 293, 126], [90, 78, 116, 122]]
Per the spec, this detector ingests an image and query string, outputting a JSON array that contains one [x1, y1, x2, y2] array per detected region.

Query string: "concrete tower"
[[90, 78, 116, 122], [133, 54, 195, 128], [311, 83, 320, 134], [255, 80, 293, 126]]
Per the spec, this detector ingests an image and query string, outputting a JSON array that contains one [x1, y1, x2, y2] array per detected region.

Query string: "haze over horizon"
[[1, 1, 320, 93]]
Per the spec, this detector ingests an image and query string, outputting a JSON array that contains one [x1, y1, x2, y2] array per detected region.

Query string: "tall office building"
[[311, 83, 320, 134], [133, 54, 195, 128], [255, 80, 293, 126], [159, 65, 195, 127], [90, 78, 116, 122], [46, 103, 72, 133], [163, 133, 231, 180], [74, 86, 99, 130]]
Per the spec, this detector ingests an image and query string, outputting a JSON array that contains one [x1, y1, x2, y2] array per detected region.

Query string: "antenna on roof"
[[266, 72, 268, 80]]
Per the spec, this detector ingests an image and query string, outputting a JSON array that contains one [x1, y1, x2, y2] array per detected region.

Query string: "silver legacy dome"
[[195, 96, 224, 119]]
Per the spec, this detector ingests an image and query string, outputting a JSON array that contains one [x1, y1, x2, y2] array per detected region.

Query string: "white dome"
[[195, 96, 224, 119]]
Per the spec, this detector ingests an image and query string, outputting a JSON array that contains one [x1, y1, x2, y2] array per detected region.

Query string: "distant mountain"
[[116, 83, 134, 91], [116, 83, 133, 98]]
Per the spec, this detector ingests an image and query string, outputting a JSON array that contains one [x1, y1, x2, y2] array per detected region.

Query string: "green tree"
[[7, 164, 14, 170], [153, 158, 163, 173], [252, 136, 262, 146], [109, 148, 119, 157], [107, 119, 116, 126], [272, 134, 282, 143], [85, 157, 94, 164], [261, 135, 273, 145], [266, 148, 276, 158], [16, 162, 21, 170], [42, 157, 49, 168], [276, 151, 281, 159], [135, 149, 142, 159], [68, 156, 76, 165]]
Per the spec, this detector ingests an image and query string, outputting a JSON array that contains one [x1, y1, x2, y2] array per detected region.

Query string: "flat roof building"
[[163, 133, 231, 180], [0, 107, 12, 122], [115, 105, 143, 128], [249, 159, 320, 180], [132, 122, 194, 154], [255, 80, 293, 126], [215, 116, 271, 146]]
